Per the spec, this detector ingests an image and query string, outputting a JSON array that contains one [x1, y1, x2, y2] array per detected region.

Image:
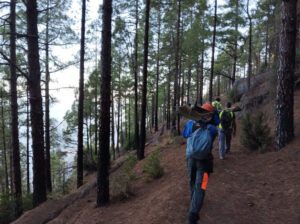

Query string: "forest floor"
[[14, 91, 300, 224]]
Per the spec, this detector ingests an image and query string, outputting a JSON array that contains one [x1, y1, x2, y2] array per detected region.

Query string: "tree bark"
[[199, 50, 204, 105], [232, 0, 239, 86], [111, 89, 115, 160], [45, 0, 52, 193], [172, 0, 181, 134], [166, 65, 171, 130], [247, 0, 252, 89], [77, 0, 86, 188], [94, 74, 98, 155], [138, 0, 151, 160], [155, 0, 161, 132], [134, 0, 139, 150], [0, 88, 9, 194], [209, 0, 217, 102], [10, 0, 23, 216], [187, 67, 191, 105], [26, 87, 30, 194], [275, 0, 297, 150], [265, 7, 270, 67], [97, 0, 112, 206], [116, 67, 121, 156], [27, 0, 47, 206]]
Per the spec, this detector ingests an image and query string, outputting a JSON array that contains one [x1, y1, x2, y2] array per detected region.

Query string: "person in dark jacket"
[[183, 102, 218, 224]]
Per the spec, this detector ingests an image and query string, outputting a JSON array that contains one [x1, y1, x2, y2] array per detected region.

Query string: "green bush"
[[240, 112, 272, 153], [22, 194, 33, 211], [83, 149, 97, 171], [110, 154, 138, 200], [142, 151, 164, 180], [123, 154, 138, 178], [0, 194, 14, 224]]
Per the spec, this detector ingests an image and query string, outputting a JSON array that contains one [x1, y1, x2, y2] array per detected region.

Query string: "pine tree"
[[138, 0, 151, 160], [77, 0, 86, 188], [209, 0, 217, 101], [97, 0, 113, 206], [26, 0, 47, 206], [10, 0, 22, 216], [275, 0, 297, 149]]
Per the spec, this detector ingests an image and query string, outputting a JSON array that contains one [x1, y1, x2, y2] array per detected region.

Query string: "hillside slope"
[[14, 90, 300, 224]]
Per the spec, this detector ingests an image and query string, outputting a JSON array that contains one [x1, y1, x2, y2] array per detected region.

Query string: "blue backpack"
[[186, 127, 212, 160]]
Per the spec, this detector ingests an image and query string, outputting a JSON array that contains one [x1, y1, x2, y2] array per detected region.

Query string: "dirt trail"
[[15, 91, 300, 224]]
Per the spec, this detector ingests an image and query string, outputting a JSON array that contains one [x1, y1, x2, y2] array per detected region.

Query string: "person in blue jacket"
[[182, 102, 218, 224]]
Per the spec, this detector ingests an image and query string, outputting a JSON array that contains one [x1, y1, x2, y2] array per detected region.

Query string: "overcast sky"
[[49, 0, 256, 127], [50, 0, 100, 122]]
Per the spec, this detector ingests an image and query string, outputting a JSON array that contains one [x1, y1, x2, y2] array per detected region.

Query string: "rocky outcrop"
[[232, 71, 272, 102], [232, 71, 275, 117]]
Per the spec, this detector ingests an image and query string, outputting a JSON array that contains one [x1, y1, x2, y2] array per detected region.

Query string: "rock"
[[232, 71, 272, 102]]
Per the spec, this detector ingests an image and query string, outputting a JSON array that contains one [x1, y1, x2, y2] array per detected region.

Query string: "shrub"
[[110, 154, 137, 200], [83, 149, 97, 171], [142, 151, 164, 180], [240, 112, 272, 153]]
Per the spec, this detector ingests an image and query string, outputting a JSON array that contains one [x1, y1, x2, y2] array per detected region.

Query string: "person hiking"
[[212, 97, 223, 112], [182, 102, 218, 224], [218, 102, 236, 160]]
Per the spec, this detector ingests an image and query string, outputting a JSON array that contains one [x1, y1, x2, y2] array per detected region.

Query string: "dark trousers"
[[187, 158, 209, 224], [224, 128, 232, 152]]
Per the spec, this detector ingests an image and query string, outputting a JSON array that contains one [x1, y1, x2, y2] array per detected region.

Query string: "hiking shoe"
[[220, 157, 225, 160], [188, 212, 199, 224]]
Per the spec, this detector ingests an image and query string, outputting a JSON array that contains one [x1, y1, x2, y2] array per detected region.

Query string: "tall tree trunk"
[[116, 68, 121, 156], [45, 0, 52, 193], [94, 74, 98, 155], [275, 0, 297, 150], [26, 87, 30, 194], [187, 67, 191, 105], [77, 0, 86, 188], [247, 0, 252, 89], [10, 0, 22, 216], [89, 105, 93, 160], [232, 0, 239, 86], [199, 50, 204, 105], [265, 7, 270, 67], [125, 99, 128, 140], [111, 90, 115, 160], [154, 0, 161, 132], [128, 98, 131, 143], [85, 116, 91, 160], [167, 66, 171, 130], [209, 0, 217, 102], [134, 0, 139, 150], [97, 0, 112, 206], [138, 0, 151, 160], [172, 0, 181, 134], [217, 72, 220, 96], [120, 105, 124, 148], [27, 0, 47, 206], [181, 69, 185, 106], [196, 62, 199, 103], [151, 93, 155, 129], [0, 89, 9, 194]]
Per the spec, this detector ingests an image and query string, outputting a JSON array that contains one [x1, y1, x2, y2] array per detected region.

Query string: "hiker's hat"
[[200, 102, 214, 112], [178, 102, 214, 121]]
